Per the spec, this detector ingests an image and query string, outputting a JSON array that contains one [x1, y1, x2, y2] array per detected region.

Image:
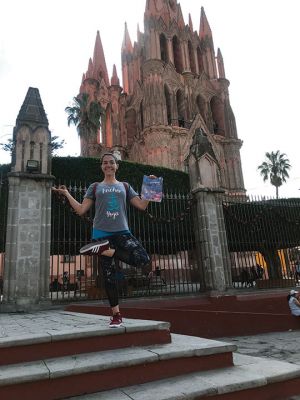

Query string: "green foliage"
[[258, 150, 291, 198], [51, 156, 190, 192], [223, 198, 300, 251], [65, 93, 103, 140], [0, 157, 190, 192]]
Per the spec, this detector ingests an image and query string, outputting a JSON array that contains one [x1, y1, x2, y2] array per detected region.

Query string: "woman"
[[52, 152, 153, 327], [287, 289, 300, 317]]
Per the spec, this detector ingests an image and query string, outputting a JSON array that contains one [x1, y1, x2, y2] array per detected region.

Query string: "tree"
[[258, 150, 291, 198], [223, 198, 300, 279], [0, 136, 65, 156], [65, 93, 103, 156]]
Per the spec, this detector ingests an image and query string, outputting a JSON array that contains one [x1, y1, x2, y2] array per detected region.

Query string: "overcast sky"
[[1, 0, 299, 198]]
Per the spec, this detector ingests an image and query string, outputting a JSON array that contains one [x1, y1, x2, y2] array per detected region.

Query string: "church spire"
[[122, 22, 133, 53], [111, 64, 120, 86], [92, 30, 109, 85], [199, 7, 212, 39], [188, 13, 193, 32], [86, 57, 93, 78], [217, 48, 226, 79], [177, 3, 185, 29]]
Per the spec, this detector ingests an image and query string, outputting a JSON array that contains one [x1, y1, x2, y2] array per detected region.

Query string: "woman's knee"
[[132, 249, 150, 267]]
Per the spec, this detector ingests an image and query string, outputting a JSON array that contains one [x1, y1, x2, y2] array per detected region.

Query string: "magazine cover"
[[141, 175, 163, 202]]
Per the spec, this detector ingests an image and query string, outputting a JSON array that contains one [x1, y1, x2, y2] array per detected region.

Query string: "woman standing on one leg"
[[52, 153, 152, 327]]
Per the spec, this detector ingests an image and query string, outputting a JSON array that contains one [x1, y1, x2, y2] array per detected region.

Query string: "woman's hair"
[[100, 152, 119, 164]]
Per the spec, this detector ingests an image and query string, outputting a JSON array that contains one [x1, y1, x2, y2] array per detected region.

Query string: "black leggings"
[[99, 233, 150, 307]]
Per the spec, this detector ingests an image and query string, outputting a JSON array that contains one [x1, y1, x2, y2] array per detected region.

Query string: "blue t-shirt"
[[84, 181, 138, 237]]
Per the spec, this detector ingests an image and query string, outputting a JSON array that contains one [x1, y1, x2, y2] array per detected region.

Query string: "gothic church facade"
[[78, 0, 245, 194]]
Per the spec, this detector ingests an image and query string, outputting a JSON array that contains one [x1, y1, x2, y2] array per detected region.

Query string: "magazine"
[[141, 175, 163, 202]]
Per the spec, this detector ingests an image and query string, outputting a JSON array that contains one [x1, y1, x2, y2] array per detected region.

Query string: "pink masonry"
[[75, 0, 245, 195]]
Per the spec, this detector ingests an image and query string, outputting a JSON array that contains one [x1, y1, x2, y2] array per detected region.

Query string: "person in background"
[[287, 289, 300, 316], [52, 152, 154, 328], [295, 260, 300, 281]]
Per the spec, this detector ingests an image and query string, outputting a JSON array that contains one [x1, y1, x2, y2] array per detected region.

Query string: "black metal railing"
[[0, 177, 8, 293], [50, 183, 203, 302], [223, 194, 300, 290]]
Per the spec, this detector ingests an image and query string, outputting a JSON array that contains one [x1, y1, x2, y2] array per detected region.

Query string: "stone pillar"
[[187, 127, 232, 293], [1, 87, 54, 312], [192, 187, 232, 292]]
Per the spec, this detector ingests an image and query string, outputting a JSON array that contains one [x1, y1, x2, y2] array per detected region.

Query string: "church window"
[[125, 109, 137, 147], [196, 95, 206, 122], [176, 89, 185, 127], [164, 85, 172, 125], [210, 96, 225, 135], [188, 41, 196, 74], [160, 34, 168, 63], [197, 47, 204, 74], [169, 0, 176, 11], [140, 101, 144, 131], [172, 36, 183, 74]]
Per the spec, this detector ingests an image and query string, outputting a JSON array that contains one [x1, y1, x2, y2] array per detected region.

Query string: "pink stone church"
[[77, 0, 245, 195]]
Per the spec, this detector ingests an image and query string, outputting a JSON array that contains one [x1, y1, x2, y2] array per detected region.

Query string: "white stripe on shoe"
[[79, 240, 109, 255]]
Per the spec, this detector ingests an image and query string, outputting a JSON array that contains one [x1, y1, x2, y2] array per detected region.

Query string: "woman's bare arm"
[[52, 185, 93, 216], [130, 196, 149, 211], [294, 297, 300, 308]]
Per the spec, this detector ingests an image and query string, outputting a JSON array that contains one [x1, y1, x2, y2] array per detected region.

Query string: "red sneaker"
[[79, 240, 110, 256], [109, 312, 123, 328]]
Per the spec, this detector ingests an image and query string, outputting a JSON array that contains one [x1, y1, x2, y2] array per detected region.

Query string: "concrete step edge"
[[64, 355, 300, 400], [0, 334, 235, 386], [0, 312, 170, 349]]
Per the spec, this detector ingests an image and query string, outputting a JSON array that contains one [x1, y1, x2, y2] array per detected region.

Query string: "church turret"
[[176, 2, 185, 30], [111, 64, 120, 87], [110, 64, 126, 156], [121, 22, 134, 94], [188, 13, 193, 32], [199, 7, 217, 79], [217, 48, 226, 79], [92, 30, 109, 85]]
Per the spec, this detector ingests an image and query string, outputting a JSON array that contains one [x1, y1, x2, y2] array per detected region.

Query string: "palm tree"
[[258, 150, 291, 198], [65, 93, 103, 155]]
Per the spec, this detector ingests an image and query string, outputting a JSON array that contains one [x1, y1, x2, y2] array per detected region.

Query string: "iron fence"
[[0, 177, 8, 294], [50, 183, 204, 302], [223, 194, 300, 290], [1, 176, 300, 300]]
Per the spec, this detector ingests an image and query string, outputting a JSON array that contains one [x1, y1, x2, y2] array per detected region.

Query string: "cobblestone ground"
[[218, 329, 300, 400], [218, 329, 300, 365]]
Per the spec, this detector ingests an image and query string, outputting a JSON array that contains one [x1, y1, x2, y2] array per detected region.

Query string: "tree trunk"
[[260, 248, 282, 279]]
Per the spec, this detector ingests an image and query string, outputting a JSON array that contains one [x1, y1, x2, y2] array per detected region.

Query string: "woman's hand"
[[52, 185, 69, 196]]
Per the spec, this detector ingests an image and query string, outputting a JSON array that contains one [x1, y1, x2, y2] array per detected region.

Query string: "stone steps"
[[64, 353, 300, 400], [0, 311, 171, 365], [0, 332, 235, 400], [0, 311, 235, 399], [1, 310, 300, 399]]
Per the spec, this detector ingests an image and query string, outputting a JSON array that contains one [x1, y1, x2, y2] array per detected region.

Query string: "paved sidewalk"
[[218, 330, 300, 400], [218, 329, 300, 365]]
